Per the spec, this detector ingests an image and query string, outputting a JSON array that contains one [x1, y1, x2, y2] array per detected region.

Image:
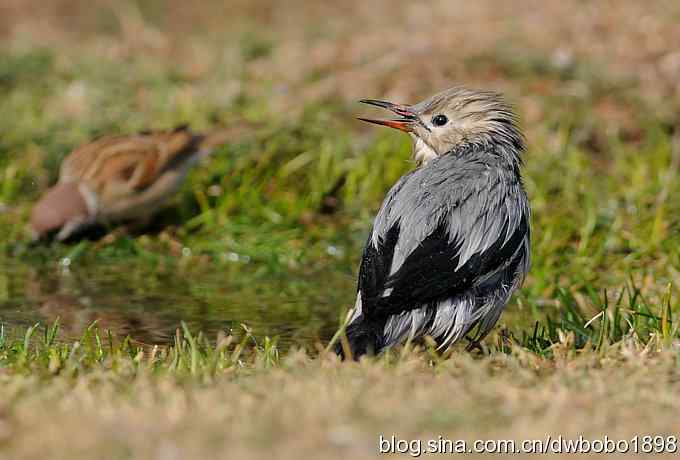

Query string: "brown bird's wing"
[[60, 126, 202, 199]]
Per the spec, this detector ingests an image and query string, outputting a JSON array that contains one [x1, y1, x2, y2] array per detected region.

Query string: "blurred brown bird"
[[30, 125, 215, 241]]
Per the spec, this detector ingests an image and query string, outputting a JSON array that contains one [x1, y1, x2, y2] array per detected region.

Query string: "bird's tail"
[[334, 315, 382, 360]]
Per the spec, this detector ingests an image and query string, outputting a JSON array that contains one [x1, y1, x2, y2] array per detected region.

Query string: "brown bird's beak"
[[358, 99, 418, 132]]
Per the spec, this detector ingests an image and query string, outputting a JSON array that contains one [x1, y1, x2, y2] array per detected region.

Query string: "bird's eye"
[[431, 114, 448, 127]]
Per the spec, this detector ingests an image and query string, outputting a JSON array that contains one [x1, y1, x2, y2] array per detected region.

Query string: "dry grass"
[[1, 344, 679, 460]]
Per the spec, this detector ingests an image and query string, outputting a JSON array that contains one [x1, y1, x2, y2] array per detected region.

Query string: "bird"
[[30, 125, 213, 241], [336, 87, 531, 359]]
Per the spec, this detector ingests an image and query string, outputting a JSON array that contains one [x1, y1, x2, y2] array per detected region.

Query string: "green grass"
[[2, 1, 680, 458]]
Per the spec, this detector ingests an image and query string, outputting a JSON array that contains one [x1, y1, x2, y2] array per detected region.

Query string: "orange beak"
[[358, 99, 418, 132]]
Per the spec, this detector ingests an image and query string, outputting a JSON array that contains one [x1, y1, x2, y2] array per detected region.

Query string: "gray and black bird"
[[337, 87, 530, 359]]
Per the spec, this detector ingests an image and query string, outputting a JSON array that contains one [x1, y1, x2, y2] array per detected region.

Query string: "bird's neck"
[[413, 133, 524, 171], [412, 137, 438, 165]]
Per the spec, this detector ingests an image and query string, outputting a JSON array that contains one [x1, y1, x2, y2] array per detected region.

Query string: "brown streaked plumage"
[[30, 125, 212, 241]]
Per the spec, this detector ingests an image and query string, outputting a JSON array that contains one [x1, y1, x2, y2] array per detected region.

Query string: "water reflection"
[[0, 260, 355, 348], [0, 255, 546, 350]]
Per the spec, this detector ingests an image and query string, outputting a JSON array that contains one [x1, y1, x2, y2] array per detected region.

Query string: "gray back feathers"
[[372, 149, 529, 276]]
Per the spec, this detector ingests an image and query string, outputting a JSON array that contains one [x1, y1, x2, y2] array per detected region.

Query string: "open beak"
[[358, 99, 418, 132]]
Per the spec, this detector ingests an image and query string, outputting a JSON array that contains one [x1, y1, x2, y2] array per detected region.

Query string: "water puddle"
[[0, 259, 356, 349], [0, 253, 548, 351]]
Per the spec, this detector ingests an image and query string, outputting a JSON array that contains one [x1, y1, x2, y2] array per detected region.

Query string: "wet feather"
[[342, 87, 531, 358]]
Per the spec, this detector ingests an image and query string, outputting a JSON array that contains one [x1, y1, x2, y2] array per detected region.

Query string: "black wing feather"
[[357, 224, 400, 300], [360, 213, 528, 322]]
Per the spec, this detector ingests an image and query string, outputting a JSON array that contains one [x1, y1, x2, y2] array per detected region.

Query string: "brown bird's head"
[[359, 87, 524, 165], [30, 182, 93, 241]]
